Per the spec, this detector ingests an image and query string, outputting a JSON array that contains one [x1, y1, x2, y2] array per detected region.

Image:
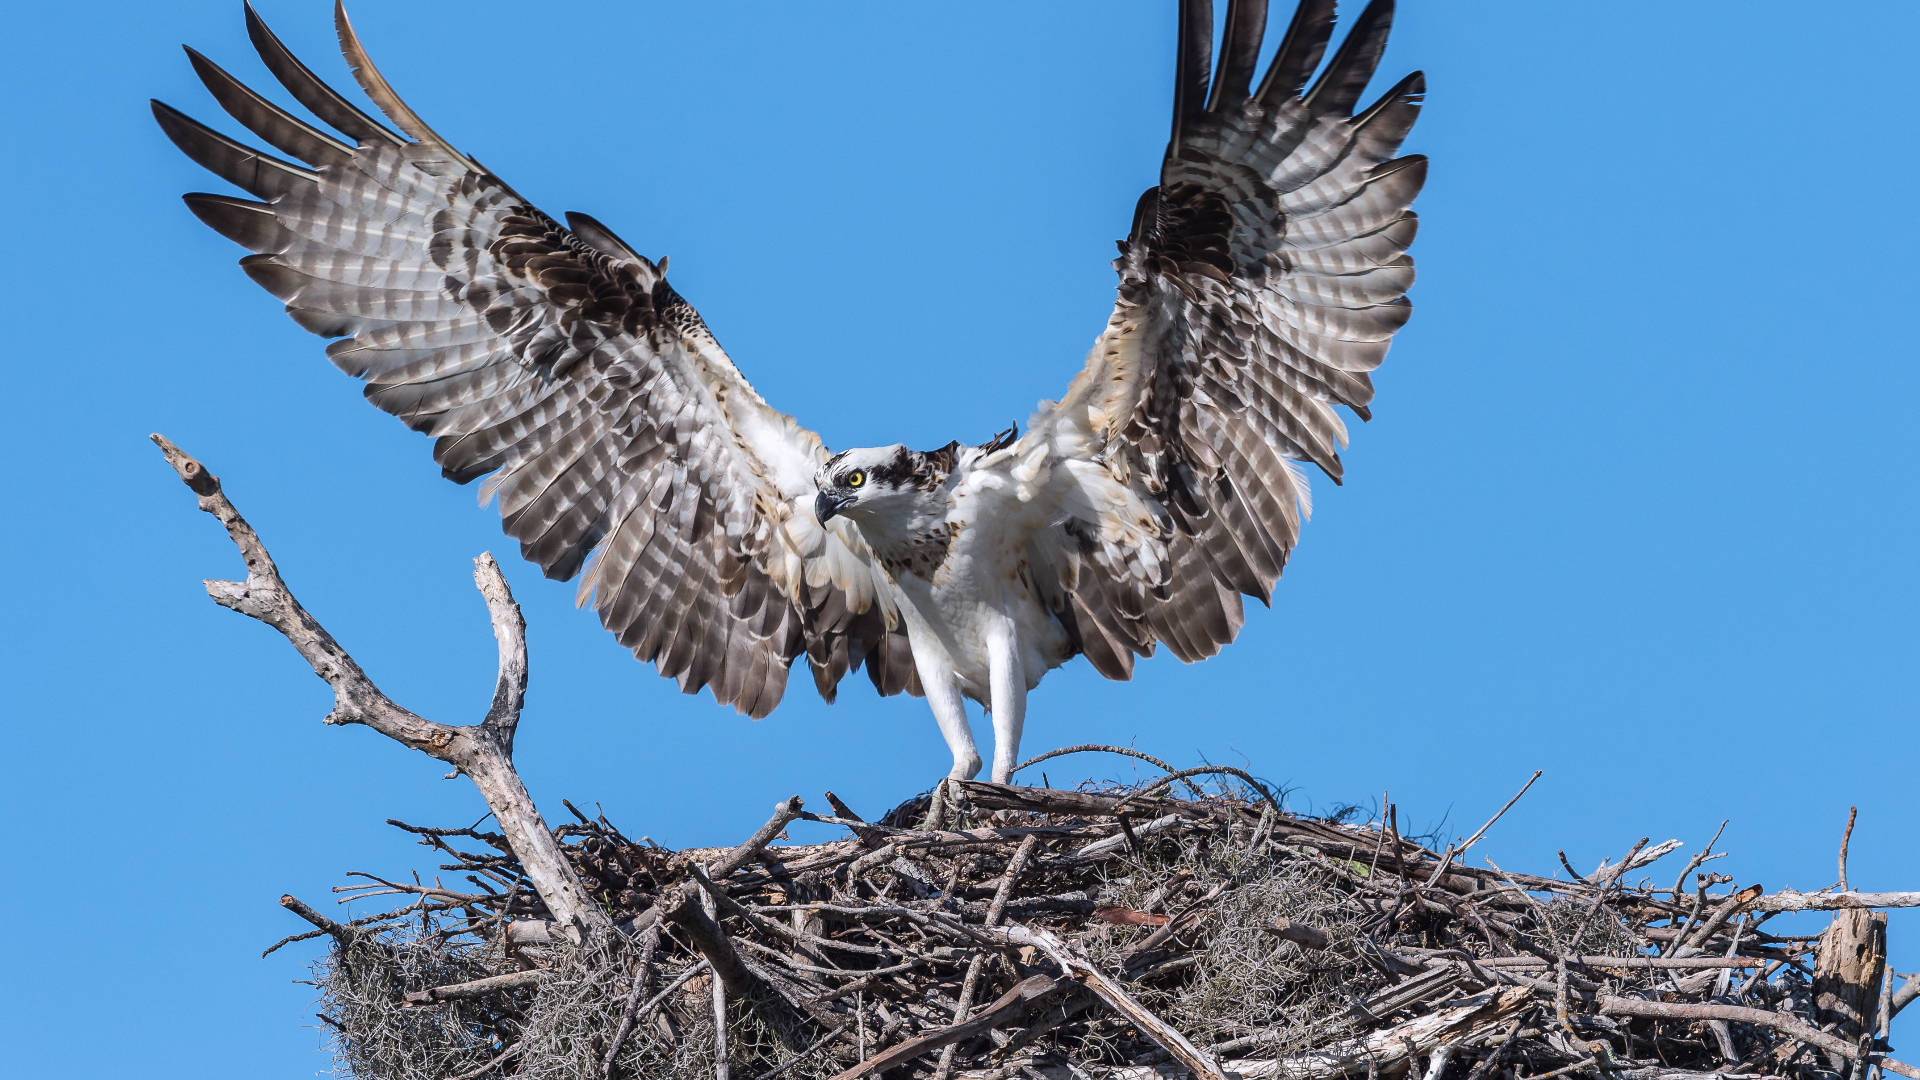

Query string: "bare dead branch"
[[154, 434, 612, 944]]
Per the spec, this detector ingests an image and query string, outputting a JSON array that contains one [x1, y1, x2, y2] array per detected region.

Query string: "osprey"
[[156, 0, 1425, 782]]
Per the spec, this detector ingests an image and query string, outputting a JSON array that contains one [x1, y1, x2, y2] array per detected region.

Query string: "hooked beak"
[[815, 490, 853, 523]]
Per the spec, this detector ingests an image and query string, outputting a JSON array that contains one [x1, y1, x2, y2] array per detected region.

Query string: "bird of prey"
[[156, 0, 1425, 783]]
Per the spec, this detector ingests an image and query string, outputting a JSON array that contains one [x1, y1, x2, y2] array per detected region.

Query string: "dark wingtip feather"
[[1254, 0, 1336, 103], [182, 192, 292, 252], [1169, 0, 1215, 151], [152, 98, 316, 200], [244, 0, 403, 147], [1207, 0, 1269, 112], [238, 253, 301, 300], [182, 44, 353, 166], [1304, 0, 1397, 116]]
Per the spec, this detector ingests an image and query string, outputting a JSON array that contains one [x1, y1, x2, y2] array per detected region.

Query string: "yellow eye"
[[846, 470, 866, 489]]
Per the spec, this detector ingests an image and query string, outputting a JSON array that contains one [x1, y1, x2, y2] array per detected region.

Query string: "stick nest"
[[279, 759, 1909, 1080]]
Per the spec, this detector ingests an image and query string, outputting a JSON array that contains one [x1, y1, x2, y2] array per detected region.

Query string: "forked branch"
[[152, 433, 611, 943]]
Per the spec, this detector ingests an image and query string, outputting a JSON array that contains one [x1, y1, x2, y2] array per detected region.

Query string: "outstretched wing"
[[155, 2, 917, 716], [1019, 0, 1424, 678]]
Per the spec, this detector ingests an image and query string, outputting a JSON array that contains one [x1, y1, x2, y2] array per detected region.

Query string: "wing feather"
[[1022, 0, 1423, 680], [162, 6, 908, 717]]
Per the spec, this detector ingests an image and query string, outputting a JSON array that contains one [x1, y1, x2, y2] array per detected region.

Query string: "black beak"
[[815, 490, 851, 523]]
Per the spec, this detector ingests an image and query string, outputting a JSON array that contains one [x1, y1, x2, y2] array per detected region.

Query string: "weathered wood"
[[1812, 907, 1888, 1069], [402, 969, 545, 1006], [1098, 988, 1533, 1080], [1749, 890, 1920, 912]]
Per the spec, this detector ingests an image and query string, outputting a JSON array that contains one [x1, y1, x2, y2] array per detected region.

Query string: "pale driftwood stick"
[[154, 435, 612, 945], [1000, 923, 1227, 1080], [1073, 813, 1184, 858], [1591, 996, 1920, 1080], [473, 552, 528, 752], [401, 968, 545, 1005], [1880, 964, 1896, 1045], [1748, 890, 1920, 912], [1100, 987, 1534, 1080], [1600, 837, 1685, 878]]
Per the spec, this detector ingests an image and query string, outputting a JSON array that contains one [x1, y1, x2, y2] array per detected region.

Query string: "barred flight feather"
[[1022, 0, 1422, 671], [157, 2, 914, 718]]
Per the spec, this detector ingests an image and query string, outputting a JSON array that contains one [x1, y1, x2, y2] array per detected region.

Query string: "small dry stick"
[[601, 927, 662, 1078], [1668, 820, 1730, 899], [1426, 770, 1542, 887], [279, 893, 355, 943], [1839, 806, 1858, 893]]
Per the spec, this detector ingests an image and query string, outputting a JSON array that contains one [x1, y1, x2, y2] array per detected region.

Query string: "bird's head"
[[814, 445, 918, 524]]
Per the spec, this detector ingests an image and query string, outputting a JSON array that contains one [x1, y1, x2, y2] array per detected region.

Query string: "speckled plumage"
[[157, 0, 1425, 781]]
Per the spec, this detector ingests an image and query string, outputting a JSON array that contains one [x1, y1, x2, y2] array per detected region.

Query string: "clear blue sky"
[[3, 1, 1914, 1074]]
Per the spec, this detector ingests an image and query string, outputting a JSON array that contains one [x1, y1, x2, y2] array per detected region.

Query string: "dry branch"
[[154, 434, 611, 944]]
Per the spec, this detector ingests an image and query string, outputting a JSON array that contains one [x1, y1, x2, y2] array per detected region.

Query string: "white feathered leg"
[[986, 628, 1027, 784], [915, 650, 981, 781]]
